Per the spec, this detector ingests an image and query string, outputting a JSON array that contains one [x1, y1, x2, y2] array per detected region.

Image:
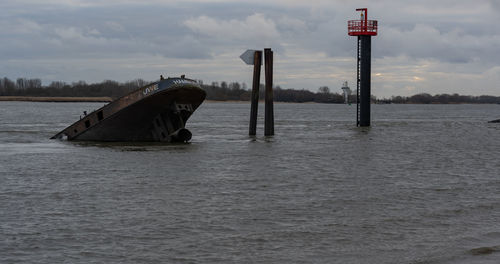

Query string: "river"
[[1, 101, 500, 263]]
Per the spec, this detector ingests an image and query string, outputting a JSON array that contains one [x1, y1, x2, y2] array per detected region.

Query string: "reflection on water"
[[1, 101, 500, 263]]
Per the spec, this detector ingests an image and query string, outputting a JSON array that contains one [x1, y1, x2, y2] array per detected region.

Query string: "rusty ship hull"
[[51, 77, 206, 142]]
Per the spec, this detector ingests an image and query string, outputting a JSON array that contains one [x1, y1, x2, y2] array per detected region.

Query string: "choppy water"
[[1, 101, 500, 263]]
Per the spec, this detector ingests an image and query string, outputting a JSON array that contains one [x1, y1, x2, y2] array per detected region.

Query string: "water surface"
[[1, 102, 500, 263]]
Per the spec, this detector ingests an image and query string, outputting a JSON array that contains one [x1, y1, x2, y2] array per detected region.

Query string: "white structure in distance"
[[341, 81, 351, 104]]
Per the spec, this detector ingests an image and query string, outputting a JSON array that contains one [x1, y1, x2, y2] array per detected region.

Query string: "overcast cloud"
[[1, 0, 499, 97]]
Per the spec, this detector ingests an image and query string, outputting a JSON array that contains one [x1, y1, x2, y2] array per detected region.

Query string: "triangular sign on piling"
[[240, 50, 262, 65]]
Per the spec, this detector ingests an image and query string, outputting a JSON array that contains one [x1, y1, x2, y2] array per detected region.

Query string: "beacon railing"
[[348, 20, 378, 36]]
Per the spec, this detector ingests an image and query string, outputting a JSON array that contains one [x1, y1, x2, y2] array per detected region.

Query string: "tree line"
[[377, 93, 500, 104], [0, 77, 148, 99], [200, 81, 346, 103], [2, 77, 500, 104], [0, 77, 348, 103]]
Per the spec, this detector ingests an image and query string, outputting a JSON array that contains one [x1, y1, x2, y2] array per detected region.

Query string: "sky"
[[1, 0, 500, 97]]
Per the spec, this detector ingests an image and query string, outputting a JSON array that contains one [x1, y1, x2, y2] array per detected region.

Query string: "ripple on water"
[[2, 103, 500, 263]]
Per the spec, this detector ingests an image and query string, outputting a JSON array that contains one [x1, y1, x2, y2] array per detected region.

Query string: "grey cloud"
[[2, 0, 500, 96], [0, 4, 216, 60], [375, 22, 500, 65], [160, 35, 212, 59], [183, 13, 283, 52], [489, 0, 500, 11]]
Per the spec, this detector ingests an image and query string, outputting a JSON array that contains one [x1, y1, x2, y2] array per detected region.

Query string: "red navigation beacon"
[[348, 8, 378, 127], [348, 8, 377, 36]]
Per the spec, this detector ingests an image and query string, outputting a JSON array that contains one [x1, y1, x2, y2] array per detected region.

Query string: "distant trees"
[[318, 86, 330, 94], [2, 76, 500, 104], [0, 77, 16, 95], [272, 86, 345, 103], [16, 78, 41, 90], [0, 77, 149, 99], [377, 93, 500, 104], [200, 81, 251, 101]]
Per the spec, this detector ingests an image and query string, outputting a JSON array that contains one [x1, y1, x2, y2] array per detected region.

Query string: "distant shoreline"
[[0, 96, 113, 102], [0, 97, 310, 104], [0, 97, 303, 104], [2, 96, 500, 105], [204, 100, 320, 104]]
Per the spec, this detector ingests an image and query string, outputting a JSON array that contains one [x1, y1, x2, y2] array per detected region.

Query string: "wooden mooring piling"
[[241, 48, 274, 136], [248, 51, 262, 136], [264, 48, 274, 136]]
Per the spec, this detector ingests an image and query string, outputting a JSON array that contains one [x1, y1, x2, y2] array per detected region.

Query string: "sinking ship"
[[51, 76, 206, 142]]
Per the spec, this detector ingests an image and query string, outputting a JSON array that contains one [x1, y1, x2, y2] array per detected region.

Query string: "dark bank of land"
[[2, 77, 500, 104], [0, 96, 112, 102]]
